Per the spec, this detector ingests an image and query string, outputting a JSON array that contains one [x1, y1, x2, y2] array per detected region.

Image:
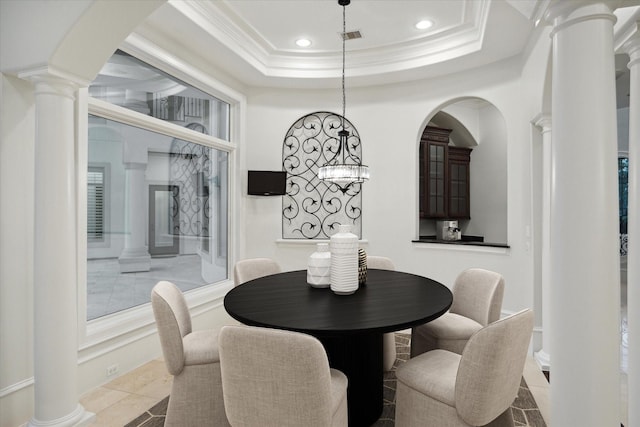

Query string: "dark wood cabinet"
[[420, 126, 471, 219]]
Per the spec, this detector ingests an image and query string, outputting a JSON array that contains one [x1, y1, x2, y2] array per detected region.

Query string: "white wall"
[[618, 106, 630, 153], [466, 104, 508, 242], [243, 55, 537, 315], [0, 73, 36, 427]]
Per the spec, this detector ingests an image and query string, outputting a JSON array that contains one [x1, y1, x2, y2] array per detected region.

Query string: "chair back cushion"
[[233, 258, 282, 286], [449, 268, 505, 326], [455, 309, 534, 426], [219, 325, 334, 427], [366, 256, 395, 270], [151, 281, 192, 375]]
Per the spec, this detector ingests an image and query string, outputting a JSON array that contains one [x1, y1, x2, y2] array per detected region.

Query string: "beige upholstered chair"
[[367, 256, 398, 371], [396, 309, 534, 427], [151, 281, 229, 427], [233, 257, 282, 286], [367, 255, 395, 271], [411, 268, 505, 357], [218, 325, 348, 427]]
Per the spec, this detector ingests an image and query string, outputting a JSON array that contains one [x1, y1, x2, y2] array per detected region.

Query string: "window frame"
[[76, 42, 244, 353]]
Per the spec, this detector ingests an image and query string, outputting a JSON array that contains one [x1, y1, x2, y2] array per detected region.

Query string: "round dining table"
[[223, 269, 453, 426]]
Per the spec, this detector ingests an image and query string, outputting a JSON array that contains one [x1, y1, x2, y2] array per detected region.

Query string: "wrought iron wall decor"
[[282, 111, 363, 239], [170, 123, 212, 254], [317, 0, 369, 189]]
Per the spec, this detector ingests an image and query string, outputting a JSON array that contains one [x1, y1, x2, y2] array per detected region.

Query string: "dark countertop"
[[413, 235, 510, 248]]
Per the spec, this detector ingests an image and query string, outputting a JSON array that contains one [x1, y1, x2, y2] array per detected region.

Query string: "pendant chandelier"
[[318, 0, 370, 190]]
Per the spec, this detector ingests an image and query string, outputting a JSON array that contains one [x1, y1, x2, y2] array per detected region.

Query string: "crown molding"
[[165, 0, 490, 80]]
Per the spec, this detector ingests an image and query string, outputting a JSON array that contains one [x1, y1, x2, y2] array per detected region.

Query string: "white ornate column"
[[118, 160, 151, 273], [533, 114, 552, 372], [19, 69, 94, 426], [546, 2, 621, 425], [622, 25, 640, 427]]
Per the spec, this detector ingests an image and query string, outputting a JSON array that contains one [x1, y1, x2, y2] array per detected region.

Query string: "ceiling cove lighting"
[[318, 0, 370, 191]]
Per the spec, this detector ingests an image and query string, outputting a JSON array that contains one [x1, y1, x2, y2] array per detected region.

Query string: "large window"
[[619, 156, 628, 235], [86, 51, 231, 320], [90, 50, 230, 140]]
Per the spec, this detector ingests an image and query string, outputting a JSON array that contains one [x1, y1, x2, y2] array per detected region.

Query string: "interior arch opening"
[[418, 97, 508, 246]]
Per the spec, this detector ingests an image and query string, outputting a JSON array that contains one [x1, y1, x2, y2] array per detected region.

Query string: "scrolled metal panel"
[[282, 111, 363, 239]]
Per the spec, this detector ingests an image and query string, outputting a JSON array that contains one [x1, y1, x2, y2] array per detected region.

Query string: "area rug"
[[126, 333, 547, 427]]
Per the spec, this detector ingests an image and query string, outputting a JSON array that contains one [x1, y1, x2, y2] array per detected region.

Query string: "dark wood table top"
[[224, 269, 453, 337]]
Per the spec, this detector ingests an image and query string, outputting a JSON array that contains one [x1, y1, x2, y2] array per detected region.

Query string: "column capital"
[[18, 65, 90, 99], [532, 113, 552, 133], [543, 1, 617, 37], [621, 26, 640, 66]]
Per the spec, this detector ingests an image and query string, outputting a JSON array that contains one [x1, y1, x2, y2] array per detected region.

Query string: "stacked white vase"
[[307, 243, 331, 288], [329, 224, 359, 295]]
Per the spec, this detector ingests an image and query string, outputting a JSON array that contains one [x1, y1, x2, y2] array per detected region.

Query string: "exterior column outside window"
[[18, 69, 94, 426], [546, 2, 622, 425], [118, 161, 151, 273], [533, 114, 552, 372], [622, 26, 640, 427]]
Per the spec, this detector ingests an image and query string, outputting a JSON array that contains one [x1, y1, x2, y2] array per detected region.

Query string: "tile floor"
[[80, 349, 551, 426], [80, 359, 172, 427]]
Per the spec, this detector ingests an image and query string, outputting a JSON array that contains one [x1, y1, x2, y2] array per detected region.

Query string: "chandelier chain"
[[342, 3, 346, 132], [317, 0, 369, 190]]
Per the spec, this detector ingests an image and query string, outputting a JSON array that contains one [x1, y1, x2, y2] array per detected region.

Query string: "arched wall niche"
[[417, 96, 508, 244]]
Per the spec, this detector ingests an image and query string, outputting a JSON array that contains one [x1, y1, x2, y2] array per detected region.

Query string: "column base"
[[118, 249, 151, 273], [534, 349, 551, 371], [27, 404, 95, 427]]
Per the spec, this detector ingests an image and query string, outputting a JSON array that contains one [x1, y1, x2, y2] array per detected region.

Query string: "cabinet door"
[[426, 141, 447, 218], [448, 147, 471, 218]]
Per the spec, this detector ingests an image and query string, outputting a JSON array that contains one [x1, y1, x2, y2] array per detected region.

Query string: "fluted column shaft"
[[547, 2, 621, 425]]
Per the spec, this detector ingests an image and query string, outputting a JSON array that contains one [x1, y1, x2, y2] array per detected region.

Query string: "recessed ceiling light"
[[415, 20, 434, 30], [296, 38, 312, 48]]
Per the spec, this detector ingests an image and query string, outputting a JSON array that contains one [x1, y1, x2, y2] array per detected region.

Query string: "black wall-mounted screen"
[[247, 170, 287, 196]]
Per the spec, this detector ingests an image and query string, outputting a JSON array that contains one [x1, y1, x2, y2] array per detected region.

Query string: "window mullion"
[[88, 97, 234, 152]]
